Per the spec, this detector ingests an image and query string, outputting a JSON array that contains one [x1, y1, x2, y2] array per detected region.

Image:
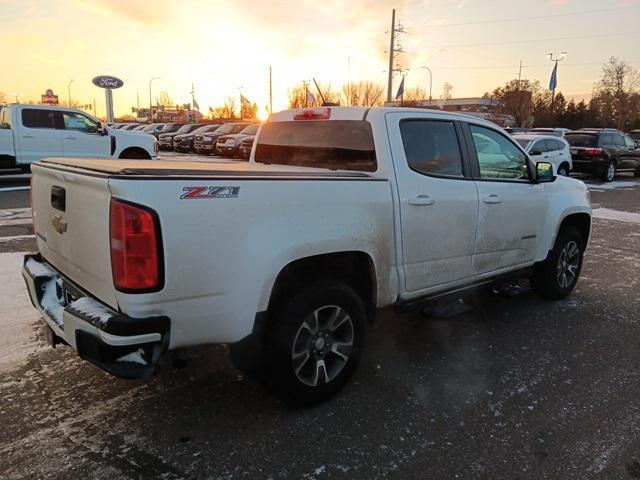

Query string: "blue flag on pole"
[[396, 76, 405, 99], [549, 62, 558, 91]]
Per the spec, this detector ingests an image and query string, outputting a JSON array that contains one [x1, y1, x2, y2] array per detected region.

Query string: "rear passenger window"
[[400, 120, 463, 177], [22, 109, 56, 129], [614, 135, 626, 147], [599, 133, 614, 146]]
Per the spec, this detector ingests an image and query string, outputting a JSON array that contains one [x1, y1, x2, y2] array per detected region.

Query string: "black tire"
[[264, 278, 367, 405], [557, 163, 570, 177], [634, 168, 640, 178], [598, 160, 616, 182], [531, 227, 584, 300], [119, 148, 151, 159]]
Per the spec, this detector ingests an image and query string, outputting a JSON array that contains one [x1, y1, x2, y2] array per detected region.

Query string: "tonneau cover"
[[39, 158, 373, 178]]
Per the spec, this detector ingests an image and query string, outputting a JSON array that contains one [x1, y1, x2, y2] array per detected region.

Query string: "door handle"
[[408, 195, 435, 206], [543, 155, 549, 159], [21, 135, 34, 138], [65, 136, 76, 140], [483, 193, 502, 204]]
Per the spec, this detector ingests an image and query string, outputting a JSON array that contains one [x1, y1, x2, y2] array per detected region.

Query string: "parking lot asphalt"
[[1, 165, 639, 480]]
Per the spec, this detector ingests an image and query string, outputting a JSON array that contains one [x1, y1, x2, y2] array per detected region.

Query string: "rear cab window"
[[22, 109, 56, 129], [565, 134, 597, 147], [255, 120, 377, 172], [399, 120, 464, 177]]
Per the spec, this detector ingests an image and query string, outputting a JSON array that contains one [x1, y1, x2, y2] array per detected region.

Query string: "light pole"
[[547, 52, 566, 119], [149, 76, 161, 123], [422, 66, 433, 107], [67, 79, 74, 107]]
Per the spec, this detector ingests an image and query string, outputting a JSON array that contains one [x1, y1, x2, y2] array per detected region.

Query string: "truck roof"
[[270, 106, 503, 127]]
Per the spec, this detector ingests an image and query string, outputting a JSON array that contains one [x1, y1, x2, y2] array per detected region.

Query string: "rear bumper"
[[22, 253, 170, 379], [571, 158, 608, 173]]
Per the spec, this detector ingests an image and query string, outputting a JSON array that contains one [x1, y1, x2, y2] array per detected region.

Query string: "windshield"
[[565, 134, 597, 147], [192, 125, 218, 134], [515, 139, 532, 149], [215, 124, 236, 134], [161, 123, 179, 132], [241, 125, 259, 135], [254, 120, 377, 172], [177, 124, 200, 134]]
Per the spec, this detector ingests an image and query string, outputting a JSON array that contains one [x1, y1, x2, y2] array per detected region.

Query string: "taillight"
[[293, 107, 331, 120], [110, 199, 162, 292], [584, 148, 604, 157]]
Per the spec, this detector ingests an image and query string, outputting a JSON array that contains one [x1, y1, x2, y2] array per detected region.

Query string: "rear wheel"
[[598, 161, 616, 182], [531, 227, 584, 300], [557, 163, 570, 176], [119, 148, 151, 159], [264, 278, 367, 405]]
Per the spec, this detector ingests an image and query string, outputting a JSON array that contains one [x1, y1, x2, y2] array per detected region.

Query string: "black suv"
[[565, 128, 640, 182]]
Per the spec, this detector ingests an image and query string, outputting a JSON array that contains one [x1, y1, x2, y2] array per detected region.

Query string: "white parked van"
[[0, 104, 157, 170]]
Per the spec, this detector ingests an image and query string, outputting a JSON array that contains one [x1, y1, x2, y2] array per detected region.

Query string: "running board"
[[394, 267, 534, 314]]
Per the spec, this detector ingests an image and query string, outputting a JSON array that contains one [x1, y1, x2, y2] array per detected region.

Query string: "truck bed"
[[40, 158, 376, 179]]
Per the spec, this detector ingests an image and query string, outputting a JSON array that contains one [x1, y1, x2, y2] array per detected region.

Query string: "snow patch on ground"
[[587, 180, 639, 191], [592, 207, 640, 225], [70, 296, 114, 325], [0, 252, 46, 372]]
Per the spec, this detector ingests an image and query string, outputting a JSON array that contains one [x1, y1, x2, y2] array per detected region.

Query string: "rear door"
[[622, 135, 640, 171], [31, 163, 117, 308], [386, 112, 479, 293], [464, 123, 545, 275], [16, 108, 63, 164], [60, 110, 110, 158]]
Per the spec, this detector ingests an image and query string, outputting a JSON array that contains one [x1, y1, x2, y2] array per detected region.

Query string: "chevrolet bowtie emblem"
[[52, 215, 67, 234]]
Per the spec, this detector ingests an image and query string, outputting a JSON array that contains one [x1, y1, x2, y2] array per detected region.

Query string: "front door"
[[60, 111, 110, 158], [386, 113, 479, 294], [465, 123, 546, 275], [16, 108, 63, 164]]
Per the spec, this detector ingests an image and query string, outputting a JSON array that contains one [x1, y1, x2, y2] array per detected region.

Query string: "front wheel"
[[265, 278, 367, 405], [531, 227, 584, 300]]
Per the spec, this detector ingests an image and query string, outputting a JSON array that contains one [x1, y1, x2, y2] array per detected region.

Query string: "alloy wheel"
[[556, 240, 580, 288], [291, 305, 354, 387]]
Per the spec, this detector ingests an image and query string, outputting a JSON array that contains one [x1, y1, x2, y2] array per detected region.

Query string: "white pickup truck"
[[23, 107, 591, 404], [0, 104, 157, 170]]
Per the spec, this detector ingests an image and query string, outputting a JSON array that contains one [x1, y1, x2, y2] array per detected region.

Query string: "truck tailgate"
[[31, 163, 117, 309]]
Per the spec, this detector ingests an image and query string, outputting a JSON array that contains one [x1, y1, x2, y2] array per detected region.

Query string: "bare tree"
[[403, 86, 427, 102], [340, 81, 385, 107], [441, 82, 454, 100], [157, 91, 173, 108], [212, 97, 238, 120], [593, 57, 639, 129], [288, 82, 339, 108], [0, 91, 6, 103]]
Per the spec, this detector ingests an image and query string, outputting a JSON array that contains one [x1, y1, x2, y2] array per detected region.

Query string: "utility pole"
[[136, 92, 140, 111], [149, 76, 161, 123], [517, 60, 523, 89], [67, 79, 74, 107], [269, 65, 273, 114], [385, 9, 406, 103], [386, 9, 395, 103], [422, 66, 433, 107], [93, 98, 96, 117]]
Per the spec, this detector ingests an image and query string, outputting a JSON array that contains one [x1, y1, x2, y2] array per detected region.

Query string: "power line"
[[411, 5, 638, 29], [427, 61, 640, 71], [427, 31, 640, 49]]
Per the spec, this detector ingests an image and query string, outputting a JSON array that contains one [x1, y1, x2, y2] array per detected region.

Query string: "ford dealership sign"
[[92, 75, 124, 89]]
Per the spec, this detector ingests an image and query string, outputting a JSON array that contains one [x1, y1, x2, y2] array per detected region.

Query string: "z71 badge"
[[180, 186, 240, 199]]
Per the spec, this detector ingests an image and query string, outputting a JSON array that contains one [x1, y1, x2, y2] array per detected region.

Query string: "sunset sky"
[[1, 0, 638, 118]]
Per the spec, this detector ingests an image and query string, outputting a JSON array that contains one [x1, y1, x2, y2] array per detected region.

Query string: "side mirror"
[[536, 162, 555, 183], [529, 149, 542, 156], [97, 122, 108, 136]]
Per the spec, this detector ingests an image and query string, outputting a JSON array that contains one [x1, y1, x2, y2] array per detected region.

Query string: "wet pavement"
[[0, 167, 639, 479]]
